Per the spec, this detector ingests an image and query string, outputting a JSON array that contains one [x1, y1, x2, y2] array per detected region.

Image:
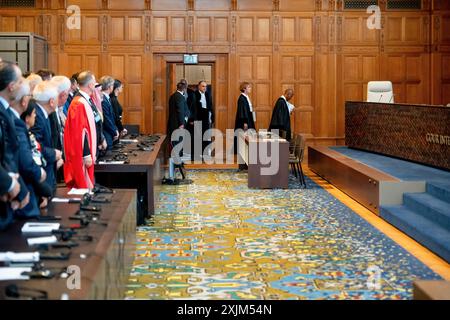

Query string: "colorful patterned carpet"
[[125, 170, 441, 300]]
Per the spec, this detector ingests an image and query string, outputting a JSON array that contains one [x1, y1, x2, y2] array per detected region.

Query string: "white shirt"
[[281, 95, 295, 114], [241, 93, 255, 122], [102, 92, 110, 102], [200, 91, 207, 109], [36, 103, 49, 119], [78, 90, 92, 104], [0, 96, 9, 111], [9, 107, 20, 120]]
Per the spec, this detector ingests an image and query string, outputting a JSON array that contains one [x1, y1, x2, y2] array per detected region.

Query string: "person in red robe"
[[63, 71, 98, 189]]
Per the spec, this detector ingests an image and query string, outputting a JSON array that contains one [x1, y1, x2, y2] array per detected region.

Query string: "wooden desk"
[[238, 131, 289, 189], [414, 280, 450, 300], [346, 101, 450, 170], [95, 135, 166, 225], [0, 188, 136, 300]]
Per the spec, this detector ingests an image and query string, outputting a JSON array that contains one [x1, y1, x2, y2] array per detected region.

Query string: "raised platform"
[[308, 146, 450, 263]]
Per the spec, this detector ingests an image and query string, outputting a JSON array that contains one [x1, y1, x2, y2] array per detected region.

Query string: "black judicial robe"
[[268, 97, 291, 141], [234, 94, 255, 131], [167, 91, 189, 142]]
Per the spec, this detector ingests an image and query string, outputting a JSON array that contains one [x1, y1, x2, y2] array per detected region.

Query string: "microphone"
[[378, 94, 383, 103]]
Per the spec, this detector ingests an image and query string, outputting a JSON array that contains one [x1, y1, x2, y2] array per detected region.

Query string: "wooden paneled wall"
[[1, 0, 449, 146]]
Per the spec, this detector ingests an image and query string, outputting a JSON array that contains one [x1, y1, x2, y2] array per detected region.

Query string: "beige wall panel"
[[128, 17, 143, 41], [214, 18, 229, 42], [1, 17, 17, 32], [256, 17, 271, 42], [196, 17, 211, 42], [256, 56, 270, 80], [281, 18, 295, 42], [153, 17, 168, 41], [171, 17, 185, 41], [84, 16, 100, 41], [195, 0, 230, 11], [152, 0, 187, 11], [239, 56, 253, 80], [238, 0, 272, 11], [238, 18, 253, 42], [279, 0, 315, 11]]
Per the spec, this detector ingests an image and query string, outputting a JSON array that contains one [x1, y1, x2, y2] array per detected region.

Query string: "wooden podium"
[[238, 131, 289, 189]]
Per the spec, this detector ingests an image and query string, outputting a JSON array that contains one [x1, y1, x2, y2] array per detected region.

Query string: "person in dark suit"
[[100, 76, 119, 150], [167, 82, 189, 162], [110, 79, 127, 138], [179, 79, 196, 161], [49, 76, 70, 183], [193, 81, 214, 159], [30, 81, 62, 195], [10, 79, 44, 217], [0, 61, 30, 229], [268, 89, 295, 141]]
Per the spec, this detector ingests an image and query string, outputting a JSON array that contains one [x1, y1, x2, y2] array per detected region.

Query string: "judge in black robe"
[[268, 89, 295, 141], [167, 82, 189, 159], [234, 82, 255, 154], [234, 83, 255, 131], [193, 81, 214, 158]]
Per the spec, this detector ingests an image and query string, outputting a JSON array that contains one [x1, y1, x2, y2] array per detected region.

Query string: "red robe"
[[63, 95, 97, 189]]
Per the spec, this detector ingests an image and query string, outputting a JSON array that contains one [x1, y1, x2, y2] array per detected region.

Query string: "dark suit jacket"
[[13, 117, 41, 217], [101, 96, 118, 150], [167, 91, 189, 140], [0, 103, 29, 201], [0, 119, 12, 195], [110, 94, 124, 132], [0, 102, 29, 229], [30, 100, 56, 191], [49, 111, 63, 151], [193, 90, 214, 131]]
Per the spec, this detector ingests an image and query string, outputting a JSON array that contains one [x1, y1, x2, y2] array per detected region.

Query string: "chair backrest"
[[294, 134, 306, 162], [367, 81, 394, 103], [124, 124, 140, 135]]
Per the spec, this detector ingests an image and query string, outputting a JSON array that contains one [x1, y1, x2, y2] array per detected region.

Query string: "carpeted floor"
[[125, 170, 441, 300]]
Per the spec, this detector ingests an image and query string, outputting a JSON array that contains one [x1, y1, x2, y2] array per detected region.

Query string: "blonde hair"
[[239, 82, 251, 93]]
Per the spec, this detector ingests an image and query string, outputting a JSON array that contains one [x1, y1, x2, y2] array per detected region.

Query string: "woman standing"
[[110, 79, 127, 137], [234, 82, 255, 132]]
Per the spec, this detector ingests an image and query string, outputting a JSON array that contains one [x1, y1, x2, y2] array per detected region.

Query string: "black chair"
[[123, 124, 140, 135]]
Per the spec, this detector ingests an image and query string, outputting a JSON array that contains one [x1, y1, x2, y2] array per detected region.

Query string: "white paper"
[[98, 161, 125, 165], [27, 236, 58, 246], [0, 252, 40, 263], [51, 197, 81, 203], [0, 267, 32, 281], [68, 188, 92, 195], [287, 102, 295, 114], [120, 139, 139, 143], [21, 222, 60, 233]]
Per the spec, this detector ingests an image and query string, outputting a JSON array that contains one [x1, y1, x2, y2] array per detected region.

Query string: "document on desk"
[[0, 252, 40, 263], [52, 197, 81, 203], [21, 222, 60, 233], [98, 161, 126, 164], [68, 188, 92, 195], [0, 267, 32, 281], [26, 236, 58, 246], [120, 139, 139, 143]]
